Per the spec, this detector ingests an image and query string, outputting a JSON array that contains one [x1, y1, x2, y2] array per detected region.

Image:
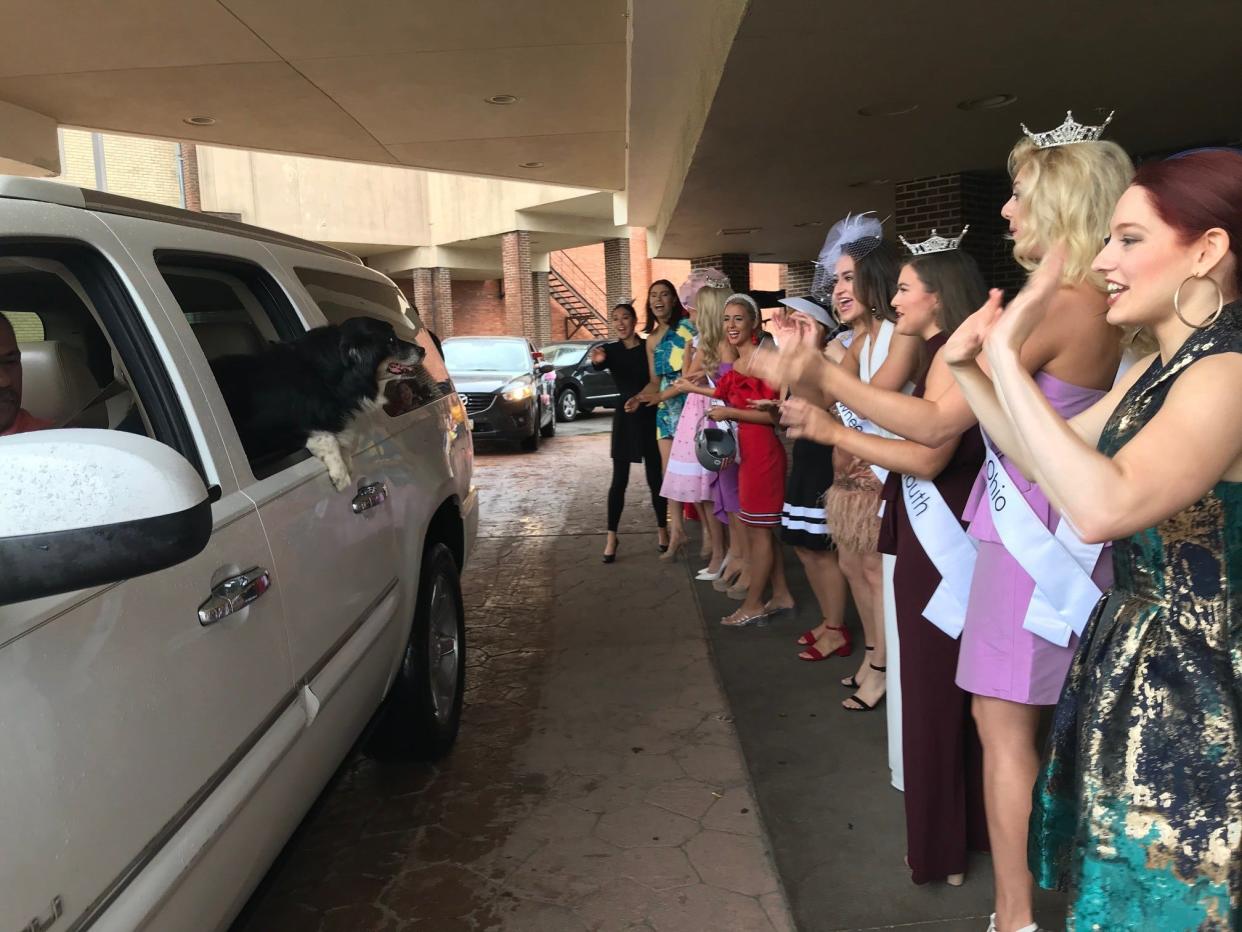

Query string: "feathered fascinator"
[[810, 212, 885, 302], [679, 267, 732, 309]]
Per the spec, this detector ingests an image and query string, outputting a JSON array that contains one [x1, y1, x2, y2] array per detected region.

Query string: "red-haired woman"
[[947, 148, 1242, 931]]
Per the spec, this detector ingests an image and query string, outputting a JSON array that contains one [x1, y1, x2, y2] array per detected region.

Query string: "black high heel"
[[602, 539, 620, 564]]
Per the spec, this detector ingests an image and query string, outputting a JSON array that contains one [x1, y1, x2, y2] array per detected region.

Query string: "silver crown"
[[703, 275, 731, 289], [900, 226, 969, 256], [1021, 110, 1114, 149]]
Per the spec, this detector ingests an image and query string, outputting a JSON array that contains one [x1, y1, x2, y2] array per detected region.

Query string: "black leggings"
[[608, 454, 667, 532]]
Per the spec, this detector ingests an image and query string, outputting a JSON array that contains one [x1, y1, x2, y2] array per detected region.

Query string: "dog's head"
[[339, 317, 425, 379]]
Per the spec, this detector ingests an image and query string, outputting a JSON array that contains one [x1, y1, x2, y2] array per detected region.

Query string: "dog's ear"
[[339, 327, 368, 367]]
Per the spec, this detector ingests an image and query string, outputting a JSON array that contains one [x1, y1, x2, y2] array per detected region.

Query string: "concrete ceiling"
[[0, 0, 627, 188], [653, 0, 1242, 261]]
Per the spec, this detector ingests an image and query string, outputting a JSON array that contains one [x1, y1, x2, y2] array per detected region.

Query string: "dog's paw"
[[330, 469, 352, 493]]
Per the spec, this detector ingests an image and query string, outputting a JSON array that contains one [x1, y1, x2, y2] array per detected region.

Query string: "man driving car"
[[0, 315, 52, 436]]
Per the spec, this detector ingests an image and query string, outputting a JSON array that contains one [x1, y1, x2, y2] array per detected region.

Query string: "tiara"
[[1021, 110, 1114, 149], [900, 226, 969, 256], [703, 275, 731, 289]]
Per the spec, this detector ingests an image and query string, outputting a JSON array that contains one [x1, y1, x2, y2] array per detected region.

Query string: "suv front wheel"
[[365, 543, 465, 760]]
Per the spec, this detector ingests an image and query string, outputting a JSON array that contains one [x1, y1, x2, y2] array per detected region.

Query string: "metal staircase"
[[549, 251, 610, 339]]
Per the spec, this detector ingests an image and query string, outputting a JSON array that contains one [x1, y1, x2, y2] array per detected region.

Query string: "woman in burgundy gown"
[[778, 242, 990, 884]]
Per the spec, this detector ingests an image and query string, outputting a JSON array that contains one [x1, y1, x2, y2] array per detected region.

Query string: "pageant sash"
[[834, 400, 891, 483], [901, 473, 977, 638], [981, 445, 1104, 646]]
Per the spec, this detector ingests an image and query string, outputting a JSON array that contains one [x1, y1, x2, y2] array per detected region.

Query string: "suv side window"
[[156, 254, 310, 478], [0, 247, 189, 460], [294, 267, 450, 416]]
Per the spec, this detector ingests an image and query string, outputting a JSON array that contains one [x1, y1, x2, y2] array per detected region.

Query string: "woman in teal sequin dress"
[[947, 149, 1242, 931], [631, 279, 697, 555]]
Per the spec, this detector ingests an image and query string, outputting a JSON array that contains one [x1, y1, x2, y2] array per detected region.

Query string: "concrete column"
[[603, 237, 632, 338], [692, 253, 749, 296], [502, 230, 535, 340], [432, 267, 454, 338], [779, 261, 816, 298], [531, 270, 551, 347]]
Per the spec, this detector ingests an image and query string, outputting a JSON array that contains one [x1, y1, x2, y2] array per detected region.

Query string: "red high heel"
[[797, 625, 852, 661]]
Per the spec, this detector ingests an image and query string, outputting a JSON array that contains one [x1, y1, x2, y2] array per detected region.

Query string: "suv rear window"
[[442, 340, 530, 372]]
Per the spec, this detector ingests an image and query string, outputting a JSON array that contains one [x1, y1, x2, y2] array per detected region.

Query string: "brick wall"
[[57, 129, 97, 189], [501, 230, 534, 340], [452, 280, 508, 335], [780, 261, 816, 298], [895, 171, 1025, 299]]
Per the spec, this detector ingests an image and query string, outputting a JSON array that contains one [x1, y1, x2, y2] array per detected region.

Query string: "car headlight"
[[502, 382, 534, 402]]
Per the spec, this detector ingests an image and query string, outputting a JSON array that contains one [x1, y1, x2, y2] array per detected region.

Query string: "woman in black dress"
[[592, 303, 668, 562]]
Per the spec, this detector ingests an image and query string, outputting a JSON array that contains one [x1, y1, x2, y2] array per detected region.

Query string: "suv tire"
[[556, 387, 580, 422], [365, 543, 465, 761]]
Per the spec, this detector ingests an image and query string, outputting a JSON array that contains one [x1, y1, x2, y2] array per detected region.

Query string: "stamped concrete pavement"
[[232, 419, 794, 931]]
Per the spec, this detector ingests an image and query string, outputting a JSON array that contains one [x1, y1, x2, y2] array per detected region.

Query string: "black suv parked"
[[443, 336, 556, 450], [542, 340, 620, 421]]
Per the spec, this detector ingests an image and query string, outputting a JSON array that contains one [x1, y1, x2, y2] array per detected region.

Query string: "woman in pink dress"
[[662, 283, 737, 576]]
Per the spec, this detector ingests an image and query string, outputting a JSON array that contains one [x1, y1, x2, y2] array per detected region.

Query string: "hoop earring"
[[1173, 275, 1224, 329]]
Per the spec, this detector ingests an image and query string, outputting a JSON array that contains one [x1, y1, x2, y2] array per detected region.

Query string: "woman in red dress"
[[708, 293, 790, 626]]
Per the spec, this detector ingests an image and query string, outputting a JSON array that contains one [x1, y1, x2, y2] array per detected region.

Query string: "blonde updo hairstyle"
[[693, 285, 730, 379], [1007, 137, 1134, 288]]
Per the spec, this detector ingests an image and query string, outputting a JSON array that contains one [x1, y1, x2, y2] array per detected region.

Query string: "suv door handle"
[[351, 481, 389, 514], [198, 567, 271, 625]]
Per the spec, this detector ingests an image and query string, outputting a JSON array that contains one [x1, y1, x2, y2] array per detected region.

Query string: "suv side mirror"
[[0, 430, 213, 605], [538, 362, 555, 375]]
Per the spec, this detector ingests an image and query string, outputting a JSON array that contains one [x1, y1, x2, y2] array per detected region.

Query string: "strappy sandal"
[[721, 608, 769, 627], [797, 624, 852, 661], [843, 663, 886, 711], [840, 645, 874, 688]]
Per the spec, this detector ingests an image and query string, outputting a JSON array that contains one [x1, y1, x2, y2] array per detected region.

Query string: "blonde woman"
[[665, 283, 738, 576], [950, 118, 1132, 932]]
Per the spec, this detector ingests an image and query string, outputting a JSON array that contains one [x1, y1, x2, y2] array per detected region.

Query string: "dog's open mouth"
[[387, 361, 420, 376]]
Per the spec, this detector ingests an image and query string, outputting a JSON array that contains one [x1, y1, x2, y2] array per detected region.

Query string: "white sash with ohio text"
[[901, 474, 977, 638], [982, 445, 1104, 646]]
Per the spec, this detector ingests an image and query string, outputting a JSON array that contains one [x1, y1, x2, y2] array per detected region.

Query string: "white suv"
[[0, 177, 478, 931]]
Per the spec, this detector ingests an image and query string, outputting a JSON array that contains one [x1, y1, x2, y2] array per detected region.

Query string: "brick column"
[[692, 253, 749, 296], [779, 261, 816, 298], [895, 171, 1025, 298], [432, 267, 454, 338], [531, 270, 551, 346], [178, 142, 201, 211], [604, 237, 632, 338], [502, 230, 534, 339], [412, 268, 435, 328]]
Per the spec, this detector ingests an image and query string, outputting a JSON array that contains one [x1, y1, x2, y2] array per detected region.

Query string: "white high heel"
[[696, 553, 730, 581]]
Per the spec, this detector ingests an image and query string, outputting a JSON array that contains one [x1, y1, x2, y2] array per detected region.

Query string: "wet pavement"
[[231, 419, 792, 932]]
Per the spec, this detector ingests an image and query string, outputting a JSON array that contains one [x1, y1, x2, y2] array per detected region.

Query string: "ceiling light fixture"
[[792, 220, 823, 228], [518, 161, 544, 169], [857, 101, 918, 117], [957, 94, 1018, 111], [486, 94, 519, 105], [718, 227, 762, 236], [184, 116, 216, 126]]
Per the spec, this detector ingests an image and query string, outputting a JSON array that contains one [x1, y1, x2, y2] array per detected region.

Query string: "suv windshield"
[[442, 339, 530, 372], [541, 343, 589, 366]]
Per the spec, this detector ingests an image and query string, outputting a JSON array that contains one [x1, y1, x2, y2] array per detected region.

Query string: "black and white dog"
[[211, 317, 425, 491]]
